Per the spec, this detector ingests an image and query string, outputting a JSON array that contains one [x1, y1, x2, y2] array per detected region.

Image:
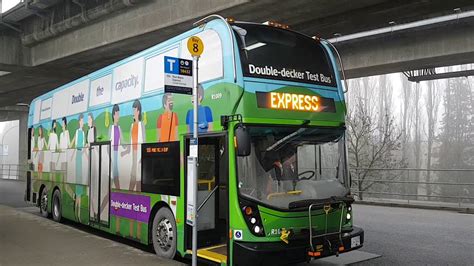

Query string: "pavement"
[[0, 204, 183, 266], [1, 179, 473, 265]]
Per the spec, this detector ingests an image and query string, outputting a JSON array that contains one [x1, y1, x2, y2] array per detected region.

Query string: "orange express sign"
[[256, 91, 336, 112]]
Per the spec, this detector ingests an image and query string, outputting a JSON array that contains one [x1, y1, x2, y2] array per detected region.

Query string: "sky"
[[1, 0, 22, 13]]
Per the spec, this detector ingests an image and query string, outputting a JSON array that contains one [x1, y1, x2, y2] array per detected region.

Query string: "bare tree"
[[347, 97, 404, 200]]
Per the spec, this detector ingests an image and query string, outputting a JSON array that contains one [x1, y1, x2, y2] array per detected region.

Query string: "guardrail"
[[0, 164, 28, 180], [350, 168, 474, 209]]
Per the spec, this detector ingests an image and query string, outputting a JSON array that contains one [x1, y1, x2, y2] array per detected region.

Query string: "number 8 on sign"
[[187, 36, 204, 57]]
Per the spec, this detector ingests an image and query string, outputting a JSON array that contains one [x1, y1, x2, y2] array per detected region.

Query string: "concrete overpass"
[[0, 0, 474, 107]]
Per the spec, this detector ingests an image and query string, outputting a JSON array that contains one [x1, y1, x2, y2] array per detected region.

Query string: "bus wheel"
[[39, 188, 50, 218], [52, 189, 62, 222], [152, 207, 177, 259]]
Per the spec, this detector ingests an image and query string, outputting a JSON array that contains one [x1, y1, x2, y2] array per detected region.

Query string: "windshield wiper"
[[266, 128, 307, 152]]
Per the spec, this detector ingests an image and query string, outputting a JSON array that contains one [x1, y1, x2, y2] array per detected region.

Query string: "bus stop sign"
[[187, 36, 204, 57], [164, 56, 193, 95]]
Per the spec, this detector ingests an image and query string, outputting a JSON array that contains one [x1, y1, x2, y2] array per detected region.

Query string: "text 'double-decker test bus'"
[[25, 15, 363, 265]]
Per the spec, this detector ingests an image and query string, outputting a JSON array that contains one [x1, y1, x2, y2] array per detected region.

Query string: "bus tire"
[[39, 187, 50, 218], [52, 189, 62, 222], [151, 207, 177, 259]]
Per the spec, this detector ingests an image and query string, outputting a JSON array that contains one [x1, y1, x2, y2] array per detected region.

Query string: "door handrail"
[[197, 185, 219, 213]]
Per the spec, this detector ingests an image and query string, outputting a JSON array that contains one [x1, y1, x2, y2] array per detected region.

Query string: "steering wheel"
[[298, 170, 315, 180]]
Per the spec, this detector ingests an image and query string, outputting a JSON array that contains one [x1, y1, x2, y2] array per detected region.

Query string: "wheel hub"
[[53, 197, 59, 218], [41, 193, 48, 212], [156, 218, 173, 251]]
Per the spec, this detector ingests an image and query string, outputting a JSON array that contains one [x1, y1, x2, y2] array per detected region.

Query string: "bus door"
[[89, 142, 111, 226], [186, 135, 229, 253]]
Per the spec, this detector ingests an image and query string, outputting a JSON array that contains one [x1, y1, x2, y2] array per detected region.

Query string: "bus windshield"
[[233, 23, 336, 87], [236, 126, 349, 210]]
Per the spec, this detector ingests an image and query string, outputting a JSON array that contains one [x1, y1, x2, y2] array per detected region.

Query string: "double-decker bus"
[[25, 15, 363, 265]]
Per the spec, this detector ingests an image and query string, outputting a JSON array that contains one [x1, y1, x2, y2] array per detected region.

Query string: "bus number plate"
[[351, 236, 360, 248]]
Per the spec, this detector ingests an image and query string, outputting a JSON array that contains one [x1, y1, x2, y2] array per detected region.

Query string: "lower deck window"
[[141, 141, 180, 196]]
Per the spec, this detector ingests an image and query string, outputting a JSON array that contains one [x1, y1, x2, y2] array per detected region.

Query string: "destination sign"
[[256, 91, 336, 112]]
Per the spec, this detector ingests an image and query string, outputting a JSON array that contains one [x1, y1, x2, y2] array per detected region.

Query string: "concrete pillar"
[[0, 106, 29, 179]]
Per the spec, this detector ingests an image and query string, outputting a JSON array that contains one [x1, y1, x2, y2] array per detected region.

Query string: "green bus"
[[25, 15, 363, 265]]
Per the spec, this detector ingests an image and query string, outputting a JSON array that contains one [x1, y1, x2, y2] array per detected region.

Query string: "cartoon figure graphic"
[[121, 99, 145, 239], [70, 114, 86, 223], [48, 120, 59, 173], [58, 117, 69, 172], [87, 113, 96, 145], [110, 104, 122, 190], [109, 104, 123, 234], [186, 84, 213, 134], [29, 127, 35, 170], [35, 126, 46, 180], [157, 93, 178, 142]]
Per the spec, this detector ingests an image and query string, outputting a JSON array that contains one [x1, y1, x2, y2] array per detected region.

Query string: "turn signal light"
[[339, 246, 345, 252], [243, 206, 253, 216], [308, 251, 321, 257]]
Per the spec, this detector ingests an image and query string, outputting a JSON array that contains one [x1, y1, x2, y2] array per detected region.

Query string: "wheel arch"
[[38, 184, 47, 207]]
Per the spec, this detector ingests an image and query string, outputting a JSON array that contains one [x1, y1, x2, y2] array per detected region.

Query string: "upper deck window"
[[233, 23, 336, 87]]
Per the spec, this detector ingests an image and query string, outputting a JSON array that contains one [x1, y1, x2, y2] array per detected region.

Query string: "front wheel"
[[151, 207, 177, 259], [52, 189, 62, 222], [39, 188, 49, 218]]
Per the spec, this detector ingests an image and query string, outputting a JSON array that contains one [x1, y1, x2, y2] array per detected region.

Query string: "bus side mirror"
[[235, 125, 251, 157]]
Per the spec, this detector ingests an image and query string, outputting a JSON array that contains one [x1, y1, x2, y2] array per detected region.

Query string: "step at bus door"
[[89, 142, 111, 226]]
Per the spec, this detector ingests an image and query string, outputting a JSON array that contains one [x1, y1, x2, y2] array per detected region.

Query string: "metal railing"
[[0, 164, 28, 180], [350, 168, 474, 209]]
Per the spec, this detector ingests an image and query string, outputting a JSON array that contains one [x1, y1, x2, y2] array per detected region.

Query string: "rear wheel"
[[39, 188, 49, 218], [52, 189, 62, 222], [151, 207, 177, 259]]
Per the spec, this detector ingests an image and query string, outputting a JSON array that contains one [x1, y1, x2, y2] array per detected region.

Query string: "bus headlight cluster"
[[241, 201, 265, 237], [346, 205, 352, 222]]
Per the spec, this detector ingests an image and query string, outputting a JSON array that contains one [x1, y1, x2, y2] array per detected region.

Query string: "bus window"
[[141, 141, 180, 196], [180, 29, 223, 83], [144, 47, 179, 93], [233, 23, 336, 87]]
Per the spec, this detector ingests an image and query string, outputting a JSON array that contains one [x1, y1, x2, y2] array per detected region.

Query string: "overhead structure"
[[0, 0, 474, 107]]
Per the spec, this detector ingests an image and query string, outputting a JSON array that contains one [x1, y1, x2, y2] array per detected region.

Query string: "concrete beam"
[[28, 0, 249, 66], [337, 20, 474, 78], [0, 34, 25, 71]]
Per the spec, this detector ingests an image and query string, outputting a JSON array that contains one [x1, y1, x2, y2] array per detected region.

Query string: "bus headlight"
[[240, 200, 265, 237], [346, 213, 351, 220], [253, 225, 262, 234]]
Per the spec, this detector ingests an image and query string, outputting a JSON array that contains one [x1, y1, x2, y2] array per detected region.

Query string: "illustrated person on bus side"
[[29, 126, 35, 170], [58, 117, 69, 173], [48, 120, 59, 174], [70, 114, 86, 223], [35, 126, 45, 180], [109, 104, 123, 234], [121, 99, 145, 240], [186, 84, 213, 133], [87, 112, 97, 145], [157, 93, 178, 142]]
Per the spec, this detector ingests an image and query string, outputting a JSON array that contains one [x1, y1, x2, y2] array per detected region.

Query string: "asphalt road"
[[1, 179, 473, 265], [353, 204, 474, 265]]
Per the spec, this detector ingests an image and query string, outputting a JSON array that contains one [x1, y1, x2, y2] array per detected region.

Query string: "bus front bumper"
[[233, 226, 364, 265]]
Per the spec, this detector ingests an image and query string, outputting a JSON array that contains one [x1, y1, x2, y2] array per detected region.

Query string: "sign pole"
[[185, 35, 203, 266], [191, 54, 199, 266]]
